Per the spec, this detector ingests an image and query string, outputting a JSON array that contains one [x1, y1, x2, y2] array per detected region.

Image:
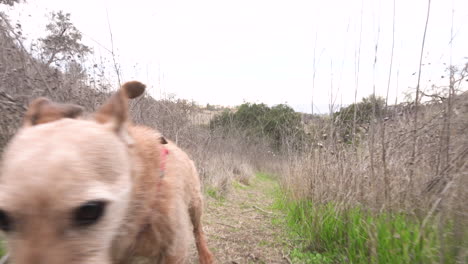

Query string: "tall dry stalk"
[[311, 33, 317, 115], [409, 0, 432, 189], [352, 0, 364, 147], [381, 0, 396, 206], [369, 4, 380, 205], [105, 8, 121, 87]]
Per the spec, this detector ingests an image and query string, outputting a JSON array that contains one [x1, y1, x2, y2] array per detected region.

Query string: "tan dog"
[[0, 81, 214, 264]]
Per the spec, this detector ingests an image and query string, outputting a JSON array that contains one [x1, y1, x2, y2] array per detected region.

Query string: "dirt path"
[[192, 174, 292, 264]]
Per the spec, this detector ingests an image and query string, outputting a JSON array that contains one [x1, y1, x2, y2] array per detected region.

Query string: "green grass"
[[256, 172, 274, 182], [289, 248, 334, 264], [232, 180, 249, 190], [273, 190, 463, 264], [0, 237, 6, 258], [205, 186, 225, 202]]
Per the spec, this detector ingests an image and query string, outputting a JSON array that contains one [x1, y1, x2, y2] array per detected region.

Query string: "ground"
[[190, 174, 292, 264]]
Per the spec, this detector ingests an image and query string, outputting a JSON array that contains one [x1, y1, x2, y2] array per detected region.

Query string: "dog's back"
[[115, 125, 209, 263]]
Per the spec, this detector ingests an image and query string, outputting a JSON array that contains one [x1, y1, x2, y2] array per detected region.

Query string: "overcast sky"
[[3, 0, 468, 113]]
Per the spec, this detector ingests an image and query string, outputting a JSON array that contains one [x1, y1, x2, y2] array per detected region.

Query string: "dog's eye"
[[0, 210, 12, 232], [74, 201, 106, 227]]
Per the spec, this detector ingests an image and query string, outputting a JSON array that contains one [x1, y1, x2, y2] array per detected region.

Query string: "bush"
[[333, 95, 386, 143], [210, 103, 307, 151]]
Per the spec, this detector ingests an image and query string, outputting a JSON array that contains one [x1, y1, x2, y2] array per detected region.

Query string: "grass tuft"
[[273, 189, 463, 264]]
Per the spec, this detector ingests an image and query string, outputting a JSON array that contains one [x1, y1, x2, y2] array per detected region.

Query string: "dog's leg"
[[189, 198, 214, 264], [165, 255, 185, 264]]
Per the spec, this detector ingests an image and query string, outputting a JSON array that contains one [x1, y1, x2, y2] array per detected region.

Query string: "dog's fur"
[[0, 81, 214, 264]]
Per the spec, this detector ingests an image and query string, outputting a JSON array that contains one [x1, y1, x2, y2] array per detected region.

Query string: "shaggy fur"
[[0, 81, 214, 264]]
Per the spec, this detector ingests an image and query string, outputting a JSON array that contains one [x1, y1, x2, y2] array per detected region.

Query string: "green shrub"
[[210, 103, 307, 151]]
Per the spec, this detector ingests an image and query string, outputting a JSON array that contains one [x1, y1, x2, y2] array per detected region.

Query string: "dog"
[[0, 81, 214, 264]]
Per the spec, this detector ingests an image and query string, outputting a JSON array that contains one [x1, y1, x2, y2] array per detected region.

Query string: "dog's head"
[[0, 81, 145, 264]]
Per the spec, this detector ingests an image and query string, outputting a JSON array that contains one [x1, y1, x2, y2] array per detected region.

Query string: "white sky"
[[3, 0, 468, 113]]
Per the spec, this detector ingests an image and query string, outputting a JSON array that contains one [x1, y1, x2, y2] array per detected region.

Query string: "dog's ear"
[[94, 81, 145, 143], [23, 97, 84, 127], [159, 136, 168, 144]]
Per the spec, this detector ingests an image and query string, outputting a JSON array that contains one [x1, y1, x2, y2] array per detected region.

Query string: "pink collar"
[[160, 148, 169, 178]]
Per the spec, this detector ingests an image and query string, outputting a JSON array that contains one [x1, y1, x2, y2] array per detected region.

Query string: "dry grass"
[[270, 92, 468, 262], [276, 94, 468, 214]]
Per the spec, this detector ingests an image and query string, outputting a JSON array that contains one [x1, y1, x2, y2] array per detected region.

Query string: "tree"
[[0, 0, 22, 6], [333, 95, 385, 143], [210, 103, 306, 151], [39, 11, 91, 67], [65, 61, 87, 81]]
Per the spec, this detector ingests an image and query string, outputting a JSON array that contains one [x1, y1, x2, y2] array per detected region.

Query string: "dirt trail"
[[191, 175, 291, 264]]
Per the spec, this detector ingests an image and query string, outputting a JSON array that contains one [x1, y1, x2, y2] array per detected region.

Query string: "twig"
[[0, 91, 26, 110], [242, 208, 255, 214], [282, 250, 292, 264], [214, 222, 238, 229], [252, 205, 273, 215]]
